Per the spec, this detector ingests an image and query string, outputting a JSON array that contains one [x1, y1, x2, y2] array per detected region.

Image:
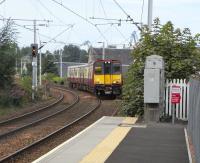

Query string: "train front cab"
[[93, 60, 122, 96]]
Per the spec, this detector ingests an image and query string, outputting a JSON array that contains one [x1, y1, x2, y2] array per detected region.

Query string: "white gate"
[[165, 79, 189, 120]]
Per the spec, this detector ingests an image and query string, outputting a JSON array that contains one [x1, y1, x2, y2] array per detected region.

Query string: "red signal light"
[[31, 44, 38, 57]]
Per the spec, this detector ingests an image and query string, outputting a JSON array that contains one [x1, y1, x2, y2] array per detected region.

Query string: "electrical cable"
[[112, 0, 142, 31], [0, 0, 6, 5], [0, 14, 69, 45], [112, 0, 129, 17], [29, 0, 46, 20], [37, 0, 68, 26], [50, 0, 108, 43], [99, 0, 127, 41], [99, 0, 107, 18], [38, 25, 74, 49]]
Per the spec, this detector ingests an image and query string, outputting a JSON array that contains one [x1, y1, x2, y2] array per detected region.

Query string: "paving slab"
[[33, 116, 125, 163]]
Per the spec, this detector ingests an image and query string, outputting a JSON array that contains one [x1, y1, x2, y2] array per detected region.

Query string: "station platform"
[[33, 116, 190, 163]]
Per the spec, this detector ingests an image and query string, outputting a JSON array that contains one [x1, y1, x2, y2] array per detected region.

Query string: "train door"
[[104, 61, 112, 85]]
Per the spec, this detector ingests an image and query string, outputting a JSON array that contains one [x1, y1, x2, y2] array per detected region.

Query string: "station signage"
[[171, 85, 181, 104]]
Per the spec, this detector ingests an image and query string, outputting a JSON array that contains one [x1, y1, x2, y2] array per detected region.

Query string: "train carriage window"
[[112, 63, 121, 74], [95, 62, 103, 75], [104, 62, 111, 74]]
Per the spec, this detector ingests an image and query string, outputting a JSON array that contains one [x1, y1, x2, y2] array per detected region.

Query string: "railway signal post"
[[31, 42, 38, 100]]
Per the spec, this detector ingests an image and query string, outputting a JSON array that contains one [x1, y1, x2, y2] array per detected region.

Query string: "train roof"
[[68, 63, 89, 69], [68, 60, 123, 69], [94, 59, 121, 63]]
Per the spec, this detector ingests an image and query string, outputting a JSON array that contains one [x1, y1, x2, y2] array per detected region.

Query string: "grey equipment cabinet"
[[144, 55, 165, 122]]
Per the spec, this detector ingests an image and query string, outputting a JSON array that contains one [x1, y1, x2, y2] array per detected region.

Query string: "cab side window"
[[112, 63, 121, 74], [94, 62, 103, 75]]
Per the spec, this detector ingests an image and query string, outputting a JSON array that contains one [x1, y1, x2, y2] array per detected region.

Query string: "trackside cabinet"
[[144, 55, 165, 122]]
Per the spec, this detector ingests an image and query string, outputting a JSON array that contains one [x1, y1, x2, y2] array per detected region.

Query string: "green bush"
[[0, 85, 25, 107], [52, 76, 64, 85], [43, 73, 57, 83], [43, 73, 64, 85], [122, 18, 200, 117], [18, 76, 32, 98], [18, 76, 42, 101]]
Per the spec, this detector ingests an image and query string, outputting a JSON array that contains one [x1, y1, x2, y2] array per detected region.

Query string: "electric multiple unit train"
[[67, 59, 122, 96]]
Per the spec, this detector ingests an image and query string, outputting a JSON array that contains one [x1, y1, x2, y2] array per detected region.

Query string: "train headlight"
[[96, 78, 100, 84]]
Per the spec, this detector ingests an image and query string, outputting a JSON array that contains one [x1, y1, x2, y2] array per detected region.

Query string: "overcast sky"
[[0, 0, 200, 52]]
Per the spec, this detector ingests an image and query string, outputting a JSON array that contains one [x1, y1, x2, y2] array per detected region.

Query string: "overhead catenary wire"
[[112, 0, 142, 31], [112, 0, 130, 17], [0, 14, 69, 46], [29, 0, 46, 20], [38, 24, 74, 49], [37, 0, 69, 26], [98, 0, 127, 41], [99, 0, 107, 19], [0, 0, 6, 5], [50, 0, 108, 43]]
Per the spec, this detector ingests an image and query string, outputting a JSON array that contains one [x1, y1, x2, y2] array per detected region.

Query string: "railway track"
[[0, 87, 100, 163], [0, 90, 63, 125], [0, 88, 66, 138]]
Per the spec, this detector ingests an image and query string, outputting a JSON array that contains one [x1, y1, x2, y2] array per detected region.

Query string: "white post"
[[172, 104, 175, 124], [32, 19, 37, 100], [102, 42, 105, 60], [39, 41, 42, 86], [60, 50, 63, 78], [15, 48, 18, 74], [21, 58, 23, 75], [148, 0, 153, 29]]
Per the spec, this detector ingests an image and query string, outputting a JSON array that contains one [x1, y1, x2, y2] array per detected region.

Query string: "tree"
[[79, 49, 88, 63], [0, 20, 17, 89], [42, 53, 58, 75], [122, 18, 200, 116], [20, 46, 31, 57], [62, 44, 88, 63]]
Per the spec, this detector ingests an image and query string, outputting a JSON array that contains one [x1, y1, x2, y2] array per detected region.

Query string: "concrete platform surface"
[[33, 116, 189, 163], [106, 124, 189, 163], [33, 116, 130, 163]]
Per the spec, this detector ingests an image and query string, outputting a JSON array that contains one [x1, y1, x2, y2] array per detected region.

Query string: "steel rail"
[[0, 88, 78, 140], [0, 91, 63, 126], [0, 93, 100, 163]]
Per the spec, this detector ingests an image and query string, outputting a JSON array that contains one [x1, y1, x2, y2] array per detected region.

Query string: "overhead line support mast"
[[0, 17, 52, 100]]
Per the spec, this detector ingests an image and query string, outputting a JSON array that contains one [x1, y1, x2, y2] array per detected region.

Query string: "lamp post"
[[98, 42, 105, 60], [60, 50, 63, 78]]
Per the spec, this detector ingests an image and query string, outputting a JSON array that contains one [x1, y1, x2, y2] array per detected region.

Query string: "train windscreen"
[[104, 62, 111, 74], [112, 62, 121, 74]]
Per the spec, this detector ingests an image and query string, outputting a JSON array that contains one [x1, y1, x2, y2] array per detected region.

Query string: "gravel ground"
[[0, 88, 61, 122], [17, 91, 121, 163], [0, 89, 99, 162], [0, 88, 76, 159], [0, 86, 122, 163], [0, 88, 64, 134]]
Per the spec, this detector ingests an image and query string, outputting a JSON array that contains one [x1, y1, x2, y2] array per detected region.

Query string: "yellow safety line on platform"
[[79, 117, 137, 163]]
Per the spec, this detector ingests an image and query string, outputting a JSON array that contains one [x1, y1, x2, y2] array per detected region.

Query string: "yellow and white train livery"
[[67, 59, 122, 96]]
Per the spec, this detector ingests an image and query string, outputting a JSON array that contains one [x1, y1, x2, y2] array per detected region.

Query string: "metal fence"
[[187, 78, 200, 163]]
